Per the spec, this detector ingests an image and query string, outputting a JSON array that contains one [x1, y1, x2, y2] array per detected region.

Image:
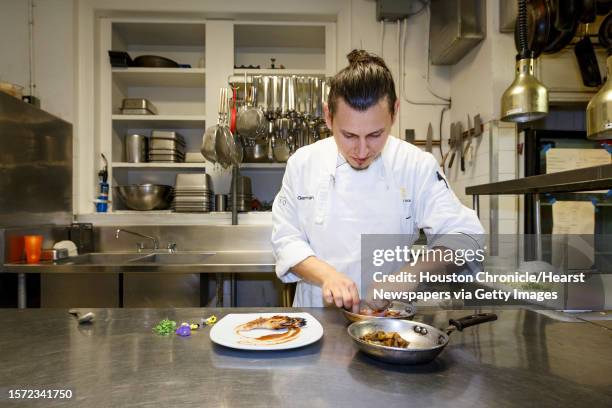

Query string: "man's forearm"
[[291, 256, 338, 286]]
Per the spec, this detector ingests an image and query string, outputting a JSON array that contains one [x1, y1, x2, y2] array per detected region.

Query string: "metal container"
[[148, 152, 185, 163], [151, 131, 186, 150], [40, 248, 69, 261], [243, 141, 269, 163], [114, 184, 174, 210], [120, 98, 158, 115], [215, 194, 228, 211], [150, 138, 186, 151], [124, 134, 148, 163], [175, 173, 213, 191]]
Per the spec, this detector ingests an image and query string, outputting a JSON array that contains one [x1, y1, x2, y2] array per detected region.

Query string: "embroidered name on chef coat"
[[297, 195, 314, 200]]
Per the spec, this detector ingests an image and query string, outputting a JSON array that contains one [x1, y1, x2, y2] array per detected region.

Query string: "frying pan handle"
[[449, 313, 497, 331]]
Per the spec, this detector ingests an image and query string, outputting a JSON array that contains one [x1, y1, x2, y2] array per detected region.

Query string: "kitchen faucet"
[[115, 229, 159, 252]]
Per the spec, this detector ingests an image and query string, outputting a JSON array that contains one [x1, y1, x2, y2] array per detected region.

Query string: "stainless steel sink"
[[55, 252, 216, 266], [56, 252, 149, 265], [128, 252, 216, 265]]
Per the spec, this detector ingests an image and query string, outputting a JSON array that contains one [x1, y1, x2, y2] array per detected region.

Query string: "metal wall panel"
[[0, 92, 73, 228]]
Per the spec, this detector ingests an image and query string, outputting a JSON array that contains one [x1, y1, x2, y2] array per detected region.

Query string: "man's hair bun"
[[327, 49, 397, 116], [346, 49, 388, 70]]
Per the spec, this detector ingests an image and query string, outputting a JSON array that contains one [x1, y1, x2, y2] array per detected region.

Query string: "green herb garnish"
[[153, 318, 177, 336]]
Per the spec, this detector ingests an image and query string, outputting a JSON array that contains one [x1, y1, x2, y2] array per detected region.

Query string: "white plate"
[[209, 313, 323, 351]]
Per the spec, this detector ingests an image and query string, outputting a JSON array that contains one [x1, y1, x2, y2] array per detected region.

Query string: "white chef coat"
[[271, 136, 484, 307]]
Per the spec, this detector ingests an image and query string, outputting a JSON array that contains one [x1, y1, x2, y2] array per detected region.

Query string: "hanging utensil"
[[236, 77, 268, 141], [201, 88, 227, 164], [273, 77, 291, 162], [448, 123, 457, 169], [464, 114, 481, 164], [425, 123, 433, 153], [463, 114, 473, 159], [230, 86, 238, 134], [214, 87, 234, 168], [513, 0, 550, 58], [575, 23, 602, 87], [458, 121, 465, 172], [598, 12, 612, 50], [543, 0, 579, 54]]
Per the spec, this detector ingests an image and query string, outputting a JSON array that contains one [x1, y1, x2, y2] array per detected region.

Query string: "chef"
[[271, 49, 484, 311]]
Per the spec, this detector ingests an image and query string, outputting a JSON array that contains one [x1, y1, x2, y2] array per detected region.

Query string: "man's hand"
[[322, 270, 360, 313]]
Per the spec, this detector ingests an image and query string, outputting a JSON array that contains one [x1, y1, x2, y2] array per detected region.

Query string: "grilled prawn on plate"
[[235, 315, 306, 332]]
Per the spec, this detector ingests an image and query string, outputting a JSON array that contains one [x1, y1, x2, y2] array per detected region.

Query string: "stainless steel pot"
[[347, 313, 497, 364], [124, 134, 148, 163]]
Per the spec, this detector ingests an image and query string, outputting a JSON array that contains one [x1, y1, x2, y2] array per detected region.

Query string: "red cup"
[[24, 235, 43, 264]]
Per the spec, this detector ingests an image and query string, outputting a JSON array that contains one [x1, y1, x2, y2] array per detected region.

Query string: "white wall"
[[350, 0, 451, 159], [0, 0, 75, 123], [0, 0, 29, 89], [450, 0, 515, 125]]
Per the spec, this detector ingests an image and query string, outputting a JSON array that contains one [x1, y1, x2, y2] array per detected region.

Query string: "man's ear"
[[324, 103, 332, 130], [392, 99, 400, 123]]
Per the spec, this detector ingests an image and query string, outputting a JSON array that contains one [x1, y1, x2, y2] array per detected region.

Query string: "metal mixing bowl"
[[114, 184, 174, 210]]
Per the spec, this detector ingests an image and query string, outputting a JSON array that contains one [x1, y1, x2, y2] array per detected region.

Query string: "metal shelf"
[[112, 162, 207, 169], [112, 115, 206, 129], [466, 164, 612, 195], [239, 163, 286, 169]]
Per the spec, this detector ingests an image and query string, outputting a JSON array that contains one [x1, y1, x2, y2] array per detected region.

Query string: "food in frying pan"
[[234, 315, 307, 345], [360, 331, 410, 348]]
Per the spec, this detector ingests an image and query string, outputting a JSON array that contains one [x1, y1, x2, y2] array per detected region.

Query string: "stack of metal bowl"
[[172, 173, 214, 212], [228, 175, 252, 212], [114, 184, 174, 211]]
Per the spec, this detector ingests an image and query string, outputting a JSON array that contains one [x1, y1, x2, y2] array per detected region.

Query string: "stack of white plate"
[[172, 173, 214, 212]]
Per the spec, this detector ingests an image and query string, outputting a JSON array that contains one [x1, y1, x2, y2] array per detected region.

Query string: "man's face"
[[325, 97, 398, 170]]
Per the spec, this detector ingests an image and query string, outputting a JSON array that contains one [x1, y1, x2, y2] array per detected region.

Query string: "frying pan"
[[514, 0, 550, 58], [342, 301, 416, 323], [133, 55, 179, 68], [579, 0, 596, 23], [554, 0, 577, 30], [544, 0, 580, 53], [347, 313, 497, 364], [598, 12, 612, 49]]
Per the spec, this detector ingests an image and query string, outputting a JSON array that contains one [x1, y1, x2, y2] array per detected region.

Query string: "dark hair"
[[327, 49, 397, 117]]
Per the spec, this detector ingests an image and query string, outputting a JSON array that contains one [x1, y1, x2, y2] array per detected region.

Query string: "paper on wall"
[[546, 148, 610, 175], [551, 201, 595, 269], [546, 148, 607, 267]]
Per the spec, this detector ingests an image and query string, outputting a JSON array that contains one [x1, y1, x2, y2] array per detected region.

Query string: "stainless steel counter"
[[0, 308, 610, 407], [2, 251, 275, 274]]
